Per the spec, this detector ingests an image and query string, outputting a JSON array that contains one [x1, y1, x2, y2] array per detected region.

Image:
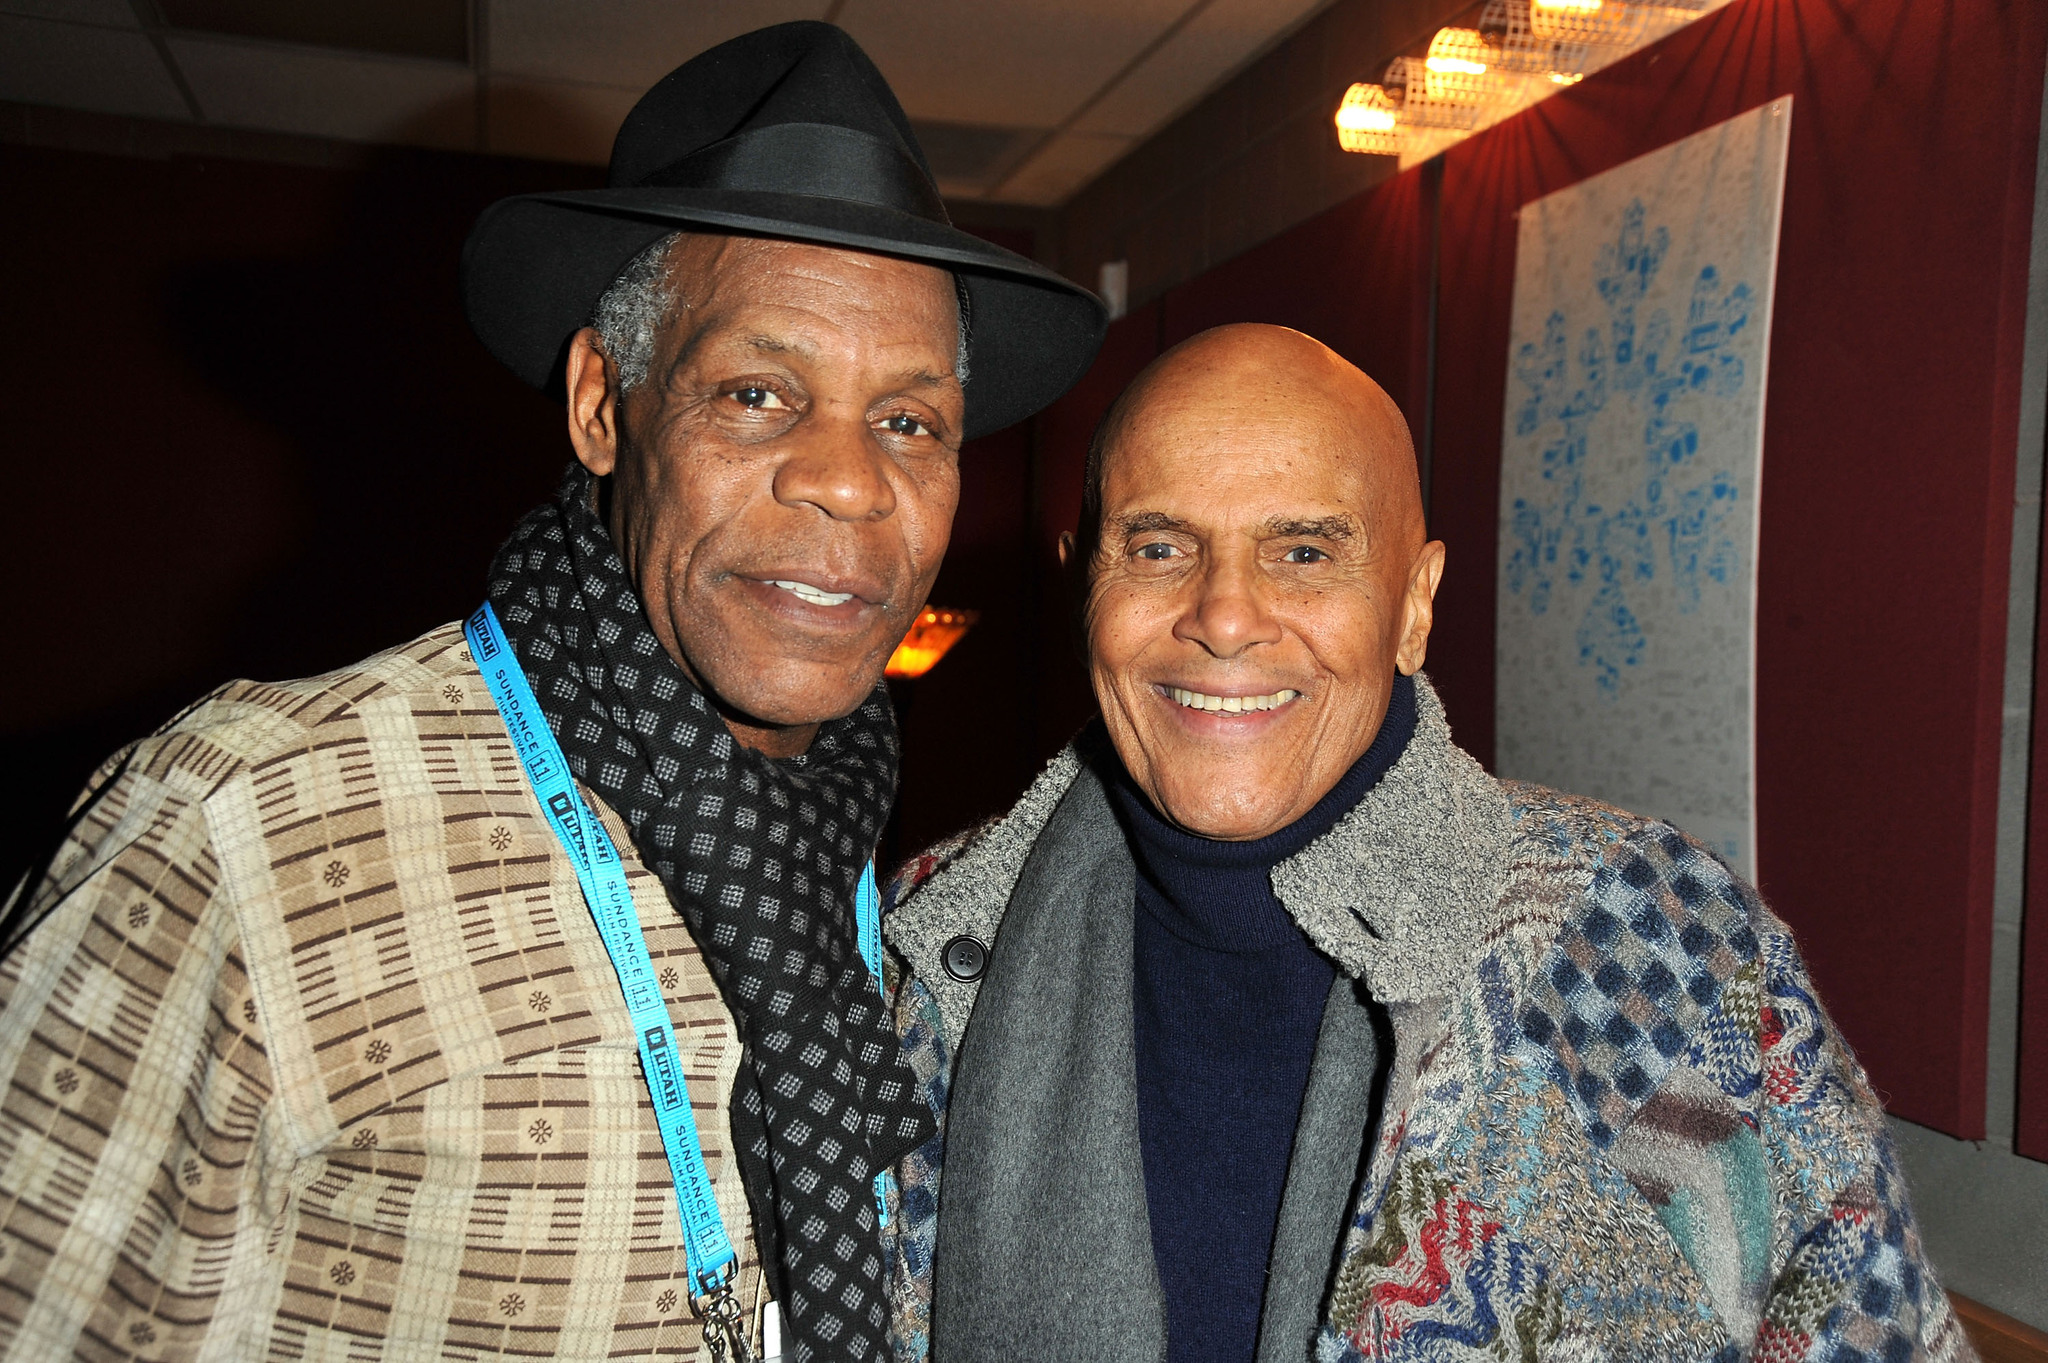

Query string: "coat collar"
[[885, 674, 1511, 1036], [885, 740, 1087, 1040], [1270, 675, 1511, 1002]]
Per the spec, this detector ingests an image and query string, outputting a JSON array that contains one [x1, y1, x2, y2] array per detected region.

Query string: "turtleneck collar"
[[1107, 672, 1418, 954]]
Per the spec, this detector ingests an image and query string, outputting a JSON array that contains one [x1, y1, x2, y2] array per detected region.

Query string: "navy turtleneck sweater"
[[1109, 673, 1416, 1363]]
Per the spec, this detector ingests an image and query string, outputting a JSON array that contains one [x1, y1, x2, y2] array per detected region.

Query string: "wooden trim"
[[1955, 1293, 2048, 1363]]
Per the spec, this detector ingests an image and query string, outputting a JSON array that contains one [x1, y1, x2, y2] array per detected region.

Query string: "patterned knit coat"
[[876, 677, 1973, 1363]]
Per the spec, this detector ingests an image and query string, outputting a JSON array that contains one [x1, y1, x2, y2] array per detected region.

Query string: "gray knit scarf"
[[488, 465, 932, 1363]]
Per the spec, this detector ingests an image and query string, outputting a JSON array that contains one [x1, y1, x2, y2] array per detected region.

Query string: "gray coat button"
[[942, 935, 988, 982]]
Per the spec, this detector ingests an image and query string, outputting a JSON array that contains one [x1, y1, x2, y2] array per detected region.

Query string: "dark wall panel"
[[1157, 164, 1435, 442], [0, 141, 595, 895], [888, 223, 1050, 859], [1024, 302, 1165, 761], [1426, 0, 2047, 1137], [891, 419, 1039, 857], [0, 141, 1048, 887]]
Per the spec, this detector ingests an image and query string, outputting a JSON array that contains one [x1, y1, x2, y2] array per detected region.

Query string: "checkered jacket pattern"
[[0, 624, 768, 1360]]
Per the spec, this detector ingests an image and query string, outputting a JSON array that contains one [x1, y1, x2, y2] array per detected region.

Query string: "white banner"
[[1494, 98, 1791, 880]]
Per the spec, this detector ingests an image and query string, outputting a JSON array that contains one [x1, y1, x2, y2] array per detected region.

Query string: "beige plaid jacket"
[[0, 624, 767, 1360]]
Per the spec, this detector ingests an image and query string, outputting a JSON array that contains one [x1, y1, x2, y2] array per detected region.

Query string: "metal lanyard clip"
[[696, 1281, 756, 1363]]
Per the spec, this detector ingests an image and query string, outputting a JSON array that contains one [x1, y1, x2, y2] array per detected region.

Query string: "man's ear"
[[565, 327, 621, 477], [1394, 539, 1448, 676]]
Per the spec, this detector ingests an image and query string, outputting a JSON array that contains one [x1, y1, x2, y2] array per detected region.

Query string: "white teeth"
[[1166, 686, 1302, 713], [770, 579, 854, 607]]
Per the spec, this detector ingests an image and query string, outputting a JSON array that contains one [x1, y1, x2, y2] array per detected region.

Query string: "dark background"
[[6, 0, 2048, 1149], [0, 140, 1065, 898]]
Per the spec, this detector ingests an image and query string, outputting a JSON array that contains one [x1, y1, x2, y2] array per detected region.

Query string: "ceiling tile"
[[1072, 0, 1326, 137], [0, 15, 188, 119], [911, 120, 1029, 180], [161, 0, 469, 64], [486, 0, 828, 90], [911, 118, 1044, 198], [838, 0, 1187, 129], [485, 77, 640, 165], [167, 36, 477, 148], [988, 129, 1134, 207], [0, 1, 136, 24]]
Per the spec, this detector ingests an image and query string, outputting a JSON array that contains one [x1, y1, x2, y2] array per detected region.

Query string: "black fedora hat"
[[462, 21, 1106, 440]]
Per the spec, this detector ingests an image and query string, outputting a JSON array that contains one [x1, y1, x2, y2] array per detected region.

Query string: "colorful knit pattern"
[[879, 860, 957, 1363], [1311, 800, 1968, 1363], [881, 783, 1974, 1363], [1517, 826, 1762, 1148], [1325, 1156, 1566, 1359]]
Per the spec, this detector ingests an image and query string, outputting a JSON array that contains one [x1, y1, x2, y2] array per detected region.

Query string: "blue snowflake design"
[[1504, 198, 1755, 697]]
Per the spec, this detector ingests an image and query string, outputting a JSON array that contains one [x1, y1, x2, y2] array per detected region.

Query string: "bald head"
[[1081, 324, 1424, 563], [1067, 323, 1446, 841]]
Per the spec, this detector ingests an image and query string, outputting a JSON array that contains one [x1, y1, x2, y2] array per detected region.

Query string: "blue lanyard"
[[852, 861, 897, 1229], [467, 602, 740, 1296], [855, 862, 882, 985], [466, 602, 894, 1293]]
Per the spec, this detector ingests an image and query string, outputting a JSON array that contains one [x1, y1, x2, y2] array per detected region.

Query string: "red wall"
[[1158, 166, 1437, 438], [1032, 0, 2048, 1141], [1430, 0, 2046, 1141]]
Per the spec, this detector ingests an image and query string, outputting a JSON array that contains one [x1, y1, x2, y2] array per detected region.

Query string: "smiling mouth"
[[1164, 686, 1302, 714], [766, 579, 857, 607]]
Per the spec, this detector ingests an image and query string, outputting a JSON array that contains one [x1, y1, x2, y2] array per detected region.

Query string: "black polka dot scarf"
[[488, 465, 933, 1362]]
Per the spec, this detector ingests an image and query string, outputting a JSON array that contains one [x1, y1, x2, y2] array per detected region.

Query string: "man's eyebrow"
[[1112, 510, 1194, 537], [742, 338, 957, 390], [1262, 515, 1356, 540]]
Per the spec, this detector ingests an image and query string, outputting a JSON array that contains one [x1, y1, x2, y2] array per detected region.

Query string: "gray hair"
[[591, 233, 683, 392], [591, 231, 971, 394]]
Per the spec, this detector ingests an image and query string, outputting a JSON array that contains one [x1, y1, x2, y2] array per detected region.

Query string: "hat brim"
[[461, 188, 1107, 440]]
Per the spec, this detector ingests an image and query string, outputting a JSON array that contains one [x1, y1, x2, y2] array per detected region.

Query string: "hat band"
[[639, 123, 949, 225]]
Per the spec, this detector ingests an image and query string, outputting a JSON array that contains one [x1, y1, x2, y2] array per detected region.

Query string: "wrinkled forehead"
[[653, 235, 964, 367]]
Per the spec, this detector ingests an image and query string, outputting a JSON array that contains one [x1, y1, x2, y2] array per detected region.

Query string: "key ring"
[[695, 1279, 755, 1363]]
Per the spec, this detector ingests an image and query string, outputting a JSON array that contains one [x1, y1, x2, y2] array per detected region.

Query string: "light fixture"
[[1530, 0, 1650, 44], [885, 608, 979, 680], [1424, 28, 1505, 103], [1337, 0, 1728, 168], [1335, 83, 1402, 156]]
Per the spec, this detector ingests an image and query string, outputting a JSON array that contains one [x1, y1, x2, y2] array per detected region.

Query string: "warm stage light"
[[1531, 0, 1649, 43], [1334, 83, 1401, 155], [1336, 97, 1396, 131], [1337, 0, 1724, 166], [1424, 28, 1504, 102], [884, 608, 978, 679]]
